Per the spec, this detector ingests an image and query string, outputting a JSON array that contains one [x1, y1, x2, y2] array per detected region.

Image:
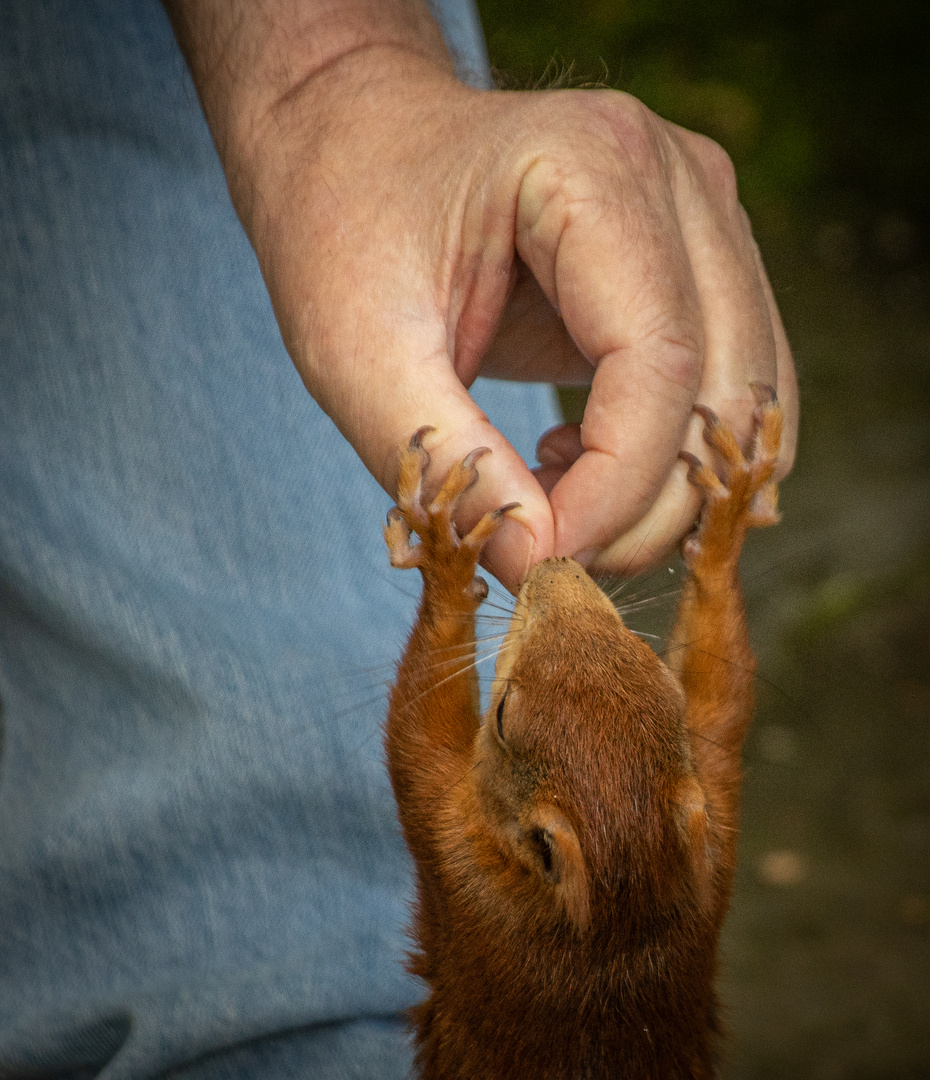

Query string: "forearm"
[[163, 0, 455, 177], [161, 0, 473, 448]]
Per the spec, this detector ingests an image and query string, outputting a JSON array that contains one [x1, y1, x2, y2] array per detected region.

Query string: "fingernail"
[[572, 547, 599, 569], [536, 444, 573, 468], [484, 517, 537, 595]]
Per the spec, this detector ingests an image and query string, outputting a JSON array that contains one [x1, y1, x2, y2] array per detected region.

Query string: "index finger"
[[514, 98, 704, 561]]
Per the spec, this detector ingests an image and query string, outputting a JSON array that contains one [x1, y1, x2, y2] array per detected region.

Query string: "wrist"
[[232, 43, 472, 301]]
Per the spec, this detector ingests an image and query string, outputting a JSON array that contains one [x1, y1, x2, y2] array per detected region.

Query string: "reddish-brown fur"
[[384, 392, 783, 1079]]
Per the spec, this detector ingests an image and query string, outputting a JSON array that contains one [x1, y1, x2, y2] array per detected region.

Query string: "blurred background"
[[475, 1, 930, 1076]]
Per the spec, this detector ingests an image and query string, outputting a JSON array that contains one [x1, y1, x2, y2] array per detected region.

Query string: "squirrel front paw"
[[384, 428, 518, 602], [680, 383, 783, 572]]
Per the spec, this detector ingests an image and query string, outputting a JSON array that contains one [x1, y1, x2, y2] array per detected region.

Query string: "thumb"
[[309, 345, 555, 593]]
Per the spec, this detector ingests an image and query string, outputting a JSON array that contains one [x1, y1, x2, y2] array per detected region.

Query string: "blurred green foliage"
[[477, 0, 929, 261]]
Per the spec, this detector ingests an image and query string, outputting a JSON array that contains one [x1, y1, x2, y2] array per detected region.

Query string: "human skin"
[[165, 0, 797, 594]]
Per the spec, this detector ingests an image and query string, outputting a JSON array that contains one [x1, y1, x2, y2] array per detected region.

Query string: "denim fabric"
[[0, 0, 555, 1076]]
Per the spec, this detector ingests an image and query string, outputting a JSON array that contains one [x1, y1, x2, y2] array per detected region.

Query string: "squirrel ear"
[[523, 804, 591, 931]]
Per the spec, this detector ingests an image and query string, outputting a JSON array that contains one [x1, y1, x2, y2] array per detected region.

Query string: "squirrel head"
[[470, 558, 711, 939]]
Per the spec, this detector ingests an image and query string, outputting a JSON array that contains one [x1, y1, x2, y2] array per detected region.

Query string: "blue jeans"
[[0, 2, 557, 1076]]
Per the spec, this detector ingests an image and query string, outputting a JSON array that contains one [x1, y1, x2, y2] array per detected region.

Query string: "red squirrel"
[[384, 387, 783, 1079]]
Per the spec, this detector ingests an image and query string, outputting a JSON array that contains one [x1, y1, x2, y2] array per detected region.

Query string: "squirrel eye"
[[495, 686, 508, 743]]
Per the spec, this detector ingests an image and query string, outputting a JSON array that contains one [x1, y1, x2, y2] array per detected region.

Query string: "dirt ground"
[[664, 249, 930, 1079]]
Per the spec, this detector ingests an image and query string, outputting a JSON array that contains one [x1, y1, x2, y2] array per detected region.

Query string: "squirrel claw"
[[428, 448, 490, 520], [694, 404, 744, 466], [460, 446, 492, 474], [395, 429, 435, 525], [749, 381, 777, 406], [385, 507, 422, 569], [462, 501, 520, 552], [409, 425, 436, 451], [492, 501, 521, 520], [683, 390, 783, 568], [693, 404, 721, 430], [386, 432, 516, 600], [678, 452, 724, 496]]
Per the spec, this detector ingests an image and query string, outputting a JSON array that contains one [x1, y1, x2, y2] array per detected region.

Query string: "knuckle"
[[628, 312, 703, 395], [517, 92, 678, 236], [543, 89, 664, 169], [692, 134, 739, 200], [652, 336, 703, 394], [518, 155, 609, 237], [595, 92, 666, 171]]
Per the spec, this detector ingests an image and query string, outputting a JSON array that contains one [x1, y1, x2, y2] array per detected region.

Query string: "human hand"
[[169, 1, 797, 593]]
